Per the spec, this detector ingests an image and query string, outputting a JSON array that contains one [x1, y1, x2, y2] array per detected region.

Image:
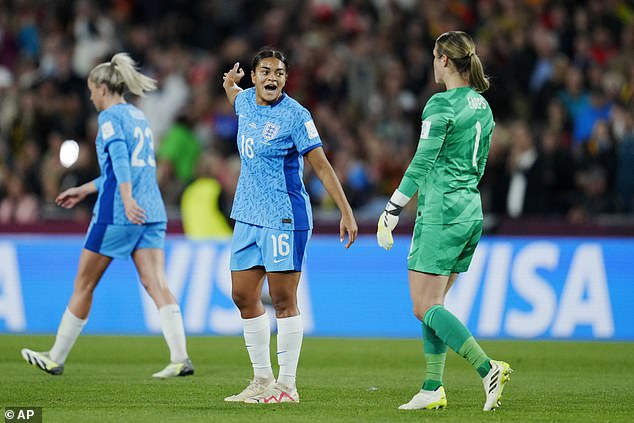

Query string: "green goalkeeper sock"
[[457, 336, 491, 378], [423, 305, 491, 378], [421, 322, 447, 391]]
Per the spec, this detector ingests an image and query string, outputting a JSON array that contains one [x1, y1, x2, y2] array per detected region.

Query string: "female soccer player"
[[377, 31, 512, 411], [222, 48, 358, 403], [21, 53, 193, 379]]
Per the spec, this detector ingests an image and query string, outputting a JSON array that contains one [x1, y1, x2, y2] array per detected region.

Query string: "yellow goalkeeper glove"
[[377, 210, 399, 250], [377, 189, 411, 250]]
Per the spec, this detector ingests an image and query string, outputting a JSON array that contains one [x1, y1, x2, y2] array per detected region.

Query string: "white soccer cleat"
[[21, 349, 64, 375], [224, 378, 275, 402], [243, 382, 299, 404], [152, 358, 194, 378], [482, 360, 513, 411], [399, 386, 447, 410]]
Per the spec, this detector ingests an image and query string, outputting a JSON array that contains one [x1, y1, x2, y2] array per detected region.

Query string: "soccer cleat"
[[152, 358, 194, 378], [21, 349, 64, 375], [482, 360, 513, 411], [398, 386, 447, 410], [243, 382, 299, 404], [224, 378, 275, 402]]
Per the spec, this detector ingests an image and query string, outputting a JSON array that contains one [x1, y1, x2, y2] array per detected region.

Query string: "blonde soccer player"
[[21, 53, 193, 378]]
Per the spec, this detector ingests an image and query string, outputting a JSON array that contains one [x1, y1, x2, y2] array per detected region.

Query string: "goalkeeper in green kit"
[[377, 31, 512, 412]]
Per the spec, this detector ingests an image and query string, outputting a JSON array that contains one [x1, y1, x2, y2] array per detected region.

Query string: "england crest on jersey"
[[263, 122, 280, 141]]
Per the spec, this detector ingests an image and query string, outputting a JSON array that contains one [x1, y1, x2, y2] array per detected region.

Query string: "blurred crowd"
[[1, 0, 633, 227]]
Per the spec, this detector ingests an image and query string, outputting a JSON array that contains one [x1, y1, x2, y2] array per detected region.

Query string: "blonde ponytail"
[[88, 52, 157, 96], [468, 54, 490, 93], [435, 31, 490, 93]]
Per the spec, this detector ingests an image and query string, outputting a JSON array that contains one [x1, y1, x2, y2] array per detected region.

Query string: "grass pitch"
[[1, 335, 633, 422]]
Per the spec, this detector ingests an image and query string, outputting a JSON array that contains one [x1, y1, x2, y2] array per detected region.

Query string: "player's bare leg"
[[133, 248, 193, 378], [22, 249, 111, 375]]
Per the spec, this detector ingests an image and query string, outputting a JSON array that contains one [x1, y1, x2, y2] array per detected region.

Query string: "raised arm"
[[222, 62, 245, 107]]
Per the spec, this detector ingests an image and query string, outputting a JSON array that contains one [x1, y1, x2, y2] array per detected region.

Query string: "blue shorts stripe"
[[85, 222, 107, 254], [292, 230, 309, 270]]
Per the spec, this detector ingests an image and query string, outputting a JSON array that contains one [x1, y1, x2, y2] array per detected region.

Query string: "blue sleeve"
[[292, 107, 322, 155], [92, 175, 104, 191], [98, 111, 125, 149], [108, 140, 131, 183]]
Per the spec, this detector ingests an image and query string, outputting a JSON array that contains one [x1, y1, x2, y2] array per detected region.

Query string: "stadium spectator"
[[21, 53, 193, 379], [615, 105, 634, 212], [0, 172, 38, 224], [532, 128, 576, 215], [180, 152, 232, 239], [376, 31, 511, 412], [221, 48, 357, 404], [0, 0, 633, 229], [506, 120, 541, 217], [558, 65, 590, 125], [479, 123, 510, 216], [156, 113, 202, 204]]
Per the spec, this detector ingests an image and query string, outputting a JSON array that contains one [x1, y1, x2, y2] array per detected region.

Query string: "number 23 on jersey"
[[132, 126, 156, 167]]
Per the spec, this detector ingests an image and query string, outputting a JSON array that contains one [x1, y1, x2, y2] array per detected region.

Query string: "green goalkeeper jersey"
[[398, 86, 494, 224]]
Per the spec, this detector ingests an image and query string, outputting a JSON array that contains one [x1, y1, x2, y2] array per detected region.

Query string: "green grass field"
[[1, 335, 633, 422]]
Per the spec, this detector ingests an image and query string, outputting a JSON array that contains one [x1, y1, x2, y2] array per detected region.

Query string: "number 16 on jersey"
[[241, 135, 254, 159]]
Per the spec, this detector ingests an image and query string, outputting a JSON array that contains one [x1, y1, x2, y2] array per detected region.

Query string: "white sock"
[[159, 304, 188, 363], [276, 315, 303, 388], [242, 313, 274, 381], [49, 308, 87, 364]]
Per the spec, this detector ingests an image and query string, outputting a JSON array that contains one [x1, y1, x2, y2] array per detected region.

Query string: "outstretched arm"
[[222, 62, 245, 107], [305, 147, 358, 248], [55, 178, 100, 209]]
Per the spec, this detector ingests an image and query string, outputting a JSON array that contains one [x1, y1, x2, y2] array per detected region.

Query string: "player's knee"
[[270, 295, 296, 316], [231, 289, 257, 310], [413, 303, 435, 321], [73, 277, 99, 295], [149, 285, 174, 305]]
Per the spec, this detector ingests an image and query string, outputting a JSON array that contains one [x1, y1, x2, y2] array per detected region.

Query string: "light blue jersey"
[[231, 88, 322, 230], [93, 103, 167, 224]]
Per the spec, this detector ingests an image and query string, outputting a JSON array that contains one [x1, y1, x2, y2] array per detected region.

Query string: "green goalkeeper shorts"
[[407, 220, 482, 276]]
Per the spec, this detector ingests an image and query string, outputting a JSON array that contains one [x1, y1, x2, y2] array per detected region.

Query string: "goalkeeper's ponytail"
[[435, 31, 490, 93]]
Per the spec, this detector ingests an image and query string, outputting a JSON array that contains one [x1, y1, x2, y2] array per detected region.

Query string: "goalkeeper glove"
[[377, 210, 399, 250], [377, 189, 411, 250]]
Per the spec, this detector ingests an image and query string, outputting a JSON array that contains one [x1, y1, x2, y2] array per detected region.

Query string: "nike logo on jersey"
[[273, 258, 288, 264]]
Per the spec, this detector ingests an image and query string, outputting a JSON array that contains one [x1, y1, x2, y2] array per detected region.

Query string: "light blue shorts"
[[84, 221, 166, 259], [230, 221, 311, 272]]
